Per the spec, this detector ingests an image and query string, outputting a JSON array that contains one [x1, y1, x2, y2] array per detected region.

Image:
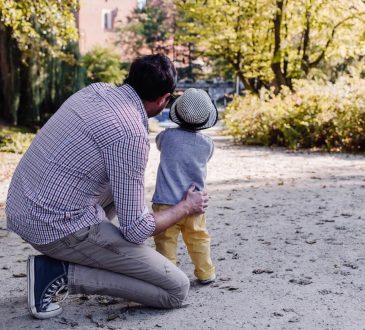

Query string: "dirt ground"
[[1, 132, 365, 330]]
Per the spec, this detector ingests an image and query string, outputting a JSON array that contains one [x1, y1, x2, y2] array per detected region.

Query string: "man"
[[5, 54, 209, 319]]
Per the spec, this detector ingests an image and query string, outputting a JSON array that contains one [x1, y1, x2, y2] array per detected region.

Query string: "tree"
[[0, 0, 79, 61], [271, 0, 365, 90], [116, 0, 199, 80], [116, 0, 172, 57], [175, 0, 273, 91], [175, 0, 365, 92], [0, 0, 81, 126]]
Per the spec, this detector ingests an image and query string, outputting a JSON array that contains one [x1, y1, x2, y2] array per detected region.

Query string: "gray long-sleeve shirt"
[[152, 127, 214, 205]]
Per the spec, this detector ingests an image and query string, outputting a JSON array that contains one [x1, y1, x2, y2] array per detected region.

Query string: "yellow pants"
[[152, 203, 215, 281]]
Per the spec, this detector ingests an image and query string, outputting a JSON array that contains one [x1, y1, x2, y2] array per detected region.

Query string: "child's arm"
[[208, 138, 214, 161], [155, 130, 166, 151]]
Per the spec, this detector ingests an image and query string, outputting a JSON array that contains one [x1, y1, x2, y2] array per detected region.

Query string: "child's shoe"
[[199, 274, 216, 285]]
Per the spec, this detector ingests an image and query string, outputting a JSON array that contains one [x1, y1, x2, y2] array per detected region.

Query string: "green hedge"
[[0, 127, 35, 154], [82, 47, 127, 85], [223, 78, 365, 151]]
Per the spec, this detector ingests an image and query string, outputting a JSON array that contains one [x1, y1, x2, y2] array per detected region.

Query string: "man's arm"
[[103, 136, 156, 244], [152, 185, 209, 235], [103, 136, 209, 243]]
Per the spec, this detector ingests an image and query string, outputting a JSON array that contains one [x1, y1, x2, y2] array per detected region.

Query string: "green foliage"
[[224, 78, 365, 151], [175, 0, 365, 91], [116, 0, 173, 56], [0, 127, 35, 154], [82, 48, 127, 85], [0, 29, 84, 126], [0, 0, 79, 62], [0, 1, 83, 127]]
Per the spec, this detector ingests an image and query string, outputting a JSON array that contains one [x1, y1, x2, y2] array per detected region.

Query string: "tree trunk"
[[0, 24, 21, 125], [236, 70, 254, 93], [1, 24, 83, 128], [300, 8, 311, 75], [271, 0, 287, 93], [17, 60, 34, 126]]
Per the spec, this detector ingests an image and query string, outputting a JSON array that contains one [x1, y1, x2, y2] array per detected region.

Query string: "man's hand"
[[182, 184, 209, 215], [152, 184, 209, 236]]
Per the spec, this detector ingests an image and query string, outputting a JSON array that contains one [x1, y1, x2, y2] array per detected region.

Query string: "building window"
[[137, 0, 146, 9], [102, 10, 113, 30]]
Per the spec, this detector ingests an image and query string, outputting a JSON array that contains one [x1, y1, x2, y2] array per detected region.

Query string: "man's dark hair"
[[124, 54, 177, 101]]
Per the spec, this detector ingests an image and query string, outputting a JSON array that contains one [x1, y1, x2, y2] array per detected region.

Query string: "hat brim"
[[169, 97, 218, 130]]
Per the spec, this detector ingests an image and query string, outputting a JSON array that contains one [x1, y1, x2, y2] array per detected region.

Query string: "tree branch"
[[309, 13, 365, 68]]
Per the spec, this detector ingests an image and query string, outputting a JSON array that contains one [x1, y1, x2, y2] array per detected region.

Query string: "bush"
[[0, 127, 35, 154], [223, 78, 365, 151], [82, 47, 127, 85]]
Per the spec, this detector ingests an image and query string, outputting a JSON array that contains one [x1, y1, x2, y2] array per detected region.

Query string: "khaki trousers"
[[152, 204, 215, 281], [31, 221, 190, 309]]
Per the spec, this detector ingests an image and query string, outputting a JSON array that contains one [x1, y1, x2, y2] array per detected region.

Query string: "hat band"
[[175, 106, 210, 128]]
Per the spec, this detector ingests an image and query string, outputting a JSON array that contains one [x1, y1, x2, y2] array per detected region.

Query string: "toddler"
[[152, 88, 217, 284]]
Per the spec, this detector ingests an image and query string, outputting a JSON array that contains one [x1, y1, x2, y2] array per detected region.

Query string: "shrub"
[[82, 47, 127, 85], [0, 128, 35, 154], [223, 78, 365, 151]]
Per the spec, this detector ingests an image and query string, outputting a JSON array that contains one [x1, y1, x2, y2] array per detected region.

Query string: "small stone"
[[318, 289, 332, 295], [107, 314, 119, 321], [339, 271, 351, 276], [343, 262, 358, 269], [288, 316, 300, 323], [227, 286, 239, 291], [289, 278, 312, 285], [12, 273, 26, 278], [219, 276, 231, 281], [252, 269, 274, 275]]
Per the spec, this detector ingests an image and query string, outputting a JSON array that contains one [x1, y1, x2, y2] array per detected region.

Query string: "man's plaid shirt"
[[6, 83, 156, 244]]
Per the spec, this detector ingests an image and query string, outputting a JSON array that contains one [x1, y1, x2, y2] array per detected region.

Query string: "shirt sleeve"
[[208, 138, 214, 161], [102, 135, 156, 244], [155, 130, 165, 151]]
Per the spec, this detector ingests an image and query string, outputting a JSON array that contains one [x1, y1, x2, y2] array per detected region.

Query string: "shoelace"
[[42, 277, 69, 310]]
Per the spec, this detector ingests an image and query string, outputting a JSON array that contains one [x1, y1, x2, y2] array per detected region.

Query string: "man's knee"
[[165, 272, 190, 308]]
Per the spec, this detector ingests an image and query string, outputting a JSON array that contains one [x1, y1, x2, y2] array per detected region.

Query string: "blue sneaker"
[[27, 255, 69, 319]]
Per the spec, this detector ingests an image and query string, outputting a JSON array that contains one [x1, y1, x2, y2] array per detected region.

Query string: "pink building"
[[76, 0, 139, 55]]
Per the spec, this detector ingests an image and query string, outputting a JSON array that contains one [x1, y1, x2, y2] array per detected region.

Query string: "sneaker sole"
[[27, 255, 63, 319], [199, 274, 216, 285]]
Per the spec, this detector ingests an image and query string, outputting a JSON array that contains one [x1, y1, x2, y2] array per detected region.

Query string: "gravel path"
[[1, 133, 365, 329]]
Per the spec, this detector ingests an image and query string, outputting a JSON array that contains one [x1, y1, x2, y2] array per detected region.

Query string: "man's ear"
[[156, 93, 170, 107]]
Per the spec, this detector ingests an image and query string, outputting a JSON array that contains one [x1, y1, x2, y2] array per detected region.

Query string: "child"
[[152, 88, 218, 284]]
